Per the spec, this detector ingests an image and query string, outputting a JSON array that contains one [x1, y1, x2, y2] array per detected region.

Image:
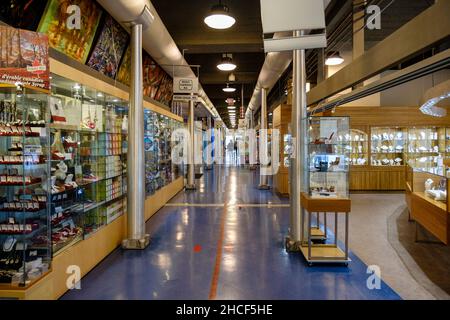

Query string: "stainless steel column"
[[289, 30, 306, 245], [258, 87, 270, 189], [186, 96, 196, 189], [122, 23, 150, 249]]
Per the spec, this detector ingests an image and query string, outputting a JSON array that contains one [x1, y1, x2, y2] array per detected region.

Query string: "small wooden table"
[[300, 192, 351, 265]]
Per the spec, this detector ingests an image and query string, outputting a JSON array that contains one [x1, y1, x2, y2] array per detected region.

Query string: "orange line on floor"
[[208, 200, 228, 300]]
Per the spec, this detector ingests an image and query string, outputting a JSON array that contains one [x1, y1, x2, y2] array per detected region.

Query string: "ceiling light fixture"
[[223, 83, 236, 93], [218, 53, 236, 71], [204, 1, 236, 30], [325, 51, 344, 66]]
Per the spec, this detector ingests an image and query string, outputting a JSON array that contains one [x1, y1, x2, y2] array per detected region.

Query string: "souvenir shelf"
[[48, 75, 128, 254], [300, 116, 351, 265], [0, 85, 51, 288], [407, 165, 449, 245], [370, 127, 406, 166], [347, 129, 368, 166], [144, 110, 182, 197]]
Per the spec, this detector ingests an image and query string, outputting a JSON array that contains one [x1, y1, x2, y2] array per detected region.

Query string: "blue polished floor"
[[61, 166, 401, 300]]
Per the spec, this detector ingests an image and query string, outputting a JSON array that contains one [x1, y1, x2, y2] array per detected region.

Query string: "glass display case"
[[306, 116, 350, 199], [370, 127, 406, 166], [0, 85, 51, 287], [49, 74, 128, 252], [347, 129, 368, 166], [144, 110, 183, 197], [406, 127, 442, 169]]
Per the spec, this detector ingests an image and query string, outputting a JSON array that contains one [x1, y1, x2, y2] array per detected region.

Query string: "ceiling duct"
[[97, 0, 222, 121]]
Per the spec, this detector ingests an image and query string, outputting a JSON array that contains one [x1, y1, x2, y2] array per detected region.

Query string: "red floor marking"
[[208, 203, 228, 300], [194, 245, 202, 253]]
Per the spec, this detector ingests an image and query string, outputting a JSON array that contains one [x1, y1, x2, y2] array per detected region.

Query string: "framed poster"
[[37, 0, 102, 63], [0, 26, 50, 90], [143, 52, 164, 99], [0, 0, 48, 31], [154, 74, 173, 106], [86, 14, 129, 79], [115, 45, 131, 86]]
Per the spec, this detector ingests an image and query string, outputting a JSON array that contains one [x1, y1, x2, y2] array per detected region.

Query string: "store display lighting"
[[218, 54, 237, 71], [325, 51, 344, 66], [420, 95, 449, 117], [223, 83, 236, 93], [73, 83, 81, 90], [97, 92, 104, 98], [204, 1, 236, 30]]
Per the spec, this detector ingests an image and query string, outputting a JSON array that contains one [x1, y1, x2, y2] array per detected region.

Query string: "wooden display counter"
[[0, 177, 184, 300], [406, 166, 449, 245]]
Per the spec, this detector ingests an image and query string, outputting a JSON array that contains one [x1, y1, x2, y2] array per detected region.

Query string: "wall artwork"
[[0, 0, 49, 31], [86, 14, 129, 79], [143, 52, 164, 100], [37, 0, 102, 63], [0, 26, 50, 90], [155, 74, 173, 106], [115, 45, 131, 87]]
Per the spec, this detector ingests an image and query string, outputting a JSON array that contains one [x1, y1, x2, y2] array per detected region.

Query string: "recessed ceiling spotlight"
[[218, 54, 236, 71], [204, 1, 236, 30], [223, 83, 236, 93], [325, 51, 344, 66]]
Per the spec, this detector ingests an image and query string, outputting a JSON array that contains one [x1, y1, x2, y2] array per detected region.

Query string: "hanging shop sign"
[[173, 94, 198, 102], [0, 26, 50, 90], [173, 77, 199, 95]]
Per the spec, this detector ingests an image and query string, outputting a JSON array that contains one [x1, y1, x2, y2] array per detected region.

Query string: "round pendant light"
[[223, 83, 236, 93], [218, 54, 236, 71], [204, 1, 236, 30], [325, 51, 344, 66]]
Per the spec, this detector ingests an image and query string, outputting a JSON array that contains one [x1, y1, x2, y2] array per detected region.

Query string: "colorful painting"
[[154, 74, 173, 106], [115, 45, 130, 86], [143, 52, 165, 99], [0, 26, 50, 90], [37, 0, 102, 63], [0, 0, 49, 31], [86, 14, 129, 79]]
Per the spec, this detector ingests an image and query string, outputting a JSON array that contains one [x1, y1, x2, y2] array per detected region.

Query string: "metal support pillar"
[[186, 96, 196, 190], [258, 87, 270, 190], [122, 23, 150, 250], [286, 30, 307, 251]]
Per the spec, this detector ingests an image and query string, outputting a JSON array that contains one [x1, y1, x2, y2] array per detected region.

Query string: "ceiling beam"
[[307, 1, 450, 105]]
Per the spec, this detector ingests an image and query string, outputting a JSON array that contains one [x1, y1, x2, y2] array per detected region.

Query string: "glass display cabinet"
[[307, 116, 350, 199], [348, 129, 368, 166], [298, 116, 351, 265], [0, 84, 51, 287], [406, 127, 442, 169], [48, 74, 128, 252], [370, 127, 406, 166], [144, 110, 182, 197]]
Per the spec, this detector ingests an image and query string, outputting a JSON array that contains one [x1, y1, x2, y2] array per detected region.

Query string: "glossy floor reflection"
[[61, 166, 400, 300]]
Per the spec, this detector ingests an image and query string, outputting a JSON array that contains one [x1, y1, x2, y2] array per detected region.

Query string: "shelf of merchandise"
[[0, 85, 52, 290], [272, 104, 292, 196]]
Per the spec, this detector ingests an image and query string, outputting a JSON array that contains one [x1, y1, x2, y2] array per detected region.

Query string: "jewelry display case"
[[49, 75, 128, 252], [307, 116, 350, 199], [406, 127, 442, 169], [300, 116, 351, 264], [370, 127, 406, 166], [408, 166, 449, 244], [347, 129, 368, 166], [0, 84, 51, 288]]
